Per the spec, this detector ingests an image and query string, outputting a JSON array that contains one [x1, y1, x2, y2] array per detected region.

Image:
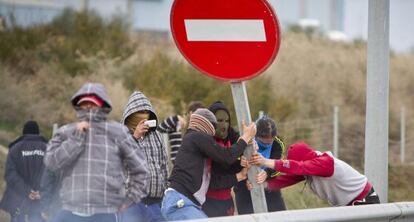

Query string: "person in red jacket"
[[250, 142, 380, 206]]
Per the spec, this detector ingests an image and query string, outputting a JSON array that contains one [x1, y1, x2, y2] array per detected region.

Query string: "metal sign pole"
[[364, 0, 390, 203], [52, 123, 58, 136], [400, 107, 405, 164], [333, 106, 339, 158], [230, 81, 268, 213]]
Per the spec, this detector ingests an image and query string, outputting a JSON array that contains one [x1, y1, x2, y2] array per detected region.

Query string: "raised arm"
[[157, 115, 178, 133], [199, 123, 256, 165], [266, 174, 305, 190], [251, 153, 334, 177], [44, 125, 87, 172], [273, 156, 334, 177]]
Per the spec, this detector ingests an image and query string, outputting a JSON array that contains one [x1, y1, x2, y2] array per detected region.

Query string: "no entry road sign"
[[170, 0, 281, 81]]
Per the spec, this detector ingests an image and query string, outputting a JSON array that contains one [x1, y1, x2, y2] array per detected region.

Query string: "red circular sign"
[[170, 0, 281, 81]]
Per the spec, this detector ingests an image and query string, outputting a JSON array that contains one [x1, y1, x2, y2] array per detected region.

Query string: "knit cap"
[[188, 108, 217, 136], [22, 120, 40, 135]]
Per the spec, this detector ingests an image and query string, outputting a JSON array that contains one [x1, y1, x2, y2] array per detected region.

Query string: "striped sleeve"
[[157, 115, 178, 133]]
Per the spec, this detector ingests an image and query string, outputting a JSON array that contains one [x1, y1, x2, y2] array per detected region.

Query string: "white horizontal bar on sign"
[[184, 19, 266, 42]]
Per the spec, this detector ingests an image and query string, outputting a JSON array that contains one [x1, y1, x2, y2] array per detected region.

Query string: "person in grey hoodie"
[[44, 82, 149, 222], [120, 91, 168, 222]]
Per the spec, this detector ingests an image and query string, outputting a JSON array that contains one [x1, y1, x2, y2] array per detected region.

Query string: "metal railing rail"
[[183, 202, 414, 222]]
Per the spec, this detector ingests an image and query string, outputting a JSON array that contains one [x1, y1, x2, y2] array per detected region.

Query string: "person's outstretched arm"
[[199, 123, 256, 165], [157, 115, 178, 133], [251, 153, 334, 177], [248, 173, 304, 191]]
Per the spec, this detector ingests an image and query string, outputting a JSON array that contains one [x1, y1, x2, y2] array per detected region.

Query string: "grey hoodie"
[[44, 83, 149, 215], [121, 91, 168, 199]]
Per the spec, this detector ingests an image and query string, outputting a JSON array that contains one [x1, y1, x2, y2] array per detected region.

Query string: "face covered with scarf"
[[255, 136, 273, 159], [214, 110, 230, 139]]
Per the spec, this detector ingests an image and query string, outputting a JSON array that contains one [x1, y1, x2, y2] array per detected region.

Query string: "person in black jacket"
[[0, 121, 48, 222], [234, 116, 287, 214], [202, 101, 246, 217], [161, 108, 256, 221]]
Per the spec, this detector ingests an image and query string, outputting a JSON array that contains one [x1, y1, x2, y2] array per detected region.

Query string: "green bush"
[[0, 9, 132, 76]]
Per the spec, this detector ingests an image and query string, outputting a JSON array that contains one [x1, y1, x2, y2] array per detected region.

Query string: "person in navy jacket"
[[250, 142, 380, 206], [0, 121, 48, 222]]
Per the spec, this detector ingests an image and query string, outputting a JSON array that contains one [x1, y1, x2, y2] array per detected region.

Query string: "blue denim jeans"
[[119, 202, 164, 222], [161, 189, 207, 221], [51, 210, 117, 222]]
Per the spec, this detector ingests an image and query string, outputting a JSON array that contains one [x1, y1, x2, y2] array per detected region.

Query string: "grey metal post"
[[52, 123, 58, 136], [364, 0, 390, 203], [400, 107, 405, 164], [333, 106, 339, 158], [162, 133, 173, 174], [230, 82, 268, 213]]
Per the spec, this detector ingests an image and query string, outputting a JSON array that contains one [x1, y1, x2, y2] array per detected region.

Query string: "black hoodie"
[[207, 101, 243, 190]]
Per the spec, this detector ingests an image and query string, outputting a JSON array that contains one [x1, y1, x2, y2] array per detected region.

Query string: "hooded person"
[[120, 91, 168, 222], [250, 142, 380, 206], [161, 108, 257, 221], [201, 101, 245, 217], [234, 116, 287, 214], [44, 82, 149, 222], [0, 120, 48, 222]]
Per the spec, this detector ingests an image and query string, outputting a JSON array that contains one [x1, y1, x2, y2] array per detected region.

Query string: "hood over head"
[[121, 91, 158, 131], [71, 82, 112, 113], [208, 101, 231, 123], [287, 143, 318, 161]]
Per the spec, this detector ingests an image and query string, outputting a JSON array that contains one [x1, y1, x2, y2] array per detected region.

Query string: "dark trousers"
[[351, 188, 381, 205], [202, 197, 234, 217], [234, 180, 286, 214]]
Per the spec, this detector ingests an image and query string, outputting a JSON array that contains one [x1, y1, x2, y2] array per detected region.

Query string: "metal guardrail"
[[183, 202, 414, 222]]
